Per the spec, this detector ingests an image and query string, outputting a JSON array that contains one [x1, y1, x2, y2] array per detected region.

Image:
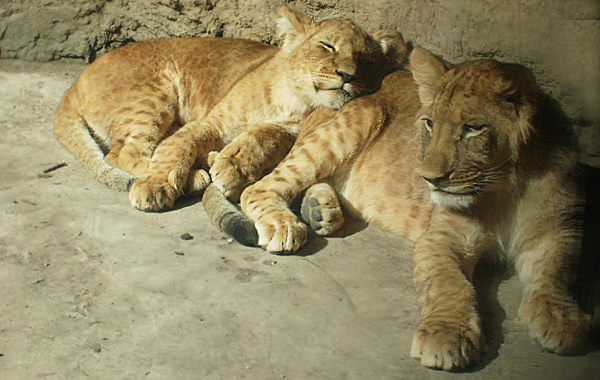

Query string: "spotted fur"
[[55, 6, 406, 211], [240, 47, 592, 370]]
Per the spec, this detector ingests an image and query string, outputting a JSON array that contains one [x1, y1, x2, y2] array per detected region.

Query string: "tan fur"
[[240, 47, 591, 370], [55, 6, 405, 209]]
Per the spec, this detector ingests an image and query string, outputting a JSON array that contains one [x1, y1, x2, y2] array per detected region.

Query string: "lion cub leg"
[[104, 141, 124, 169], [209, 124, 296, 201], [106, 133, 160, 178], [410, 214, 485, 371], [129, 122, 223, 211], [300, 182, 344, 236], [105, 96, 181, 180], [515, 234, 592, 355]]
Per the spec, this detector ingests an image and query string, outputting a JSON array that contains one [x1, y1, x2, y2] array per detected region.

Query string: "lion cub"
[[55, 6, 405, 210], [239, 47, 592, 370]]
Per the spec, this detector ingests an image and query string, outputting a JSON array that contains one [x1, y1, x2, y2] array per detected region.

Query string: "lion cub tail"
[[54, 87, 135, 191], [202, 183, 259, 247]]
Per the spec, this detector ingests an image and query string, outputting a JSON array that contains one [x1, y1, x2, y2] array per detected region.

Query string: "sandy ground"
[[0, 59, 599, 380]]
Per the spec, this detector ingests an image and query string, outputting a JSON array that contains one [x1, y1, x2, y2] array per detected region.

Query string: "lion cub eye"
[[463, 124, 487, 137], [464, 124, 485, 133], [423, 118, 434, 132], [319, 41, 336, 53]]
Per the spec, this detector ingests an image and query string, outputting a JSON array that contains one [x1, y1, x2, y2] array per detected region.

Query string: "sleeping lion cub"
[[54, 6, 405, 211], [238, 47, 592, 370]]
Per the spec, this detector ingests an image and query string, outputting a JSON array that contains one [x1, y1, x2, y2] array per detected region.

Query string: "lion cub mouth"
[[429, 186, 478, 196], [428, 188, 476, 209], [317, 84, 354, 98]]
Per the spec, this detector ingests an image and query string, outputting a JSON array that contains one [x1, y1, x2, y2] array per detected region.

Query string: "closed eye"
[[319, 41, 336, 52], [463, 123, 487, 138], [465, 124, 485, 132]]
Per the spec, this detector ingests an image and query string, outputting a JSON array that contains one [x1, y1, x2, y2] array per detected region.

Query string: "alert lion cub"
[[240, 47, 592, 370], [55, 6, 405, 210]]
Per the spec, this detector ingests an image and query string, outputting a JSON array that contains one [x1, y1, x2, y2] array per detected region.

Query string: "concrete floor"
[[1, 59, 598, 380]]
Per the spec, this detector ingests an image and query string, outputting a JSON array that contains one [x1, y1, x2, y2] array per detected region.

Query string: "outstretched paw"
[[520, 289, 592, 355], [255, 214, 308, 254], [209, 150, 252, 202], [410, 318, 484, 371], [129, 177, 181, 211], [186, 169, 211, 194], [300, 183, 344, 236], [242, 184, 307, 254]]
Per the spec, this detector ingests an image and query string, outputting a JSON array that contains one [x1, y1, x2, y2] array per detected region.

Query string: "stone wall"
[[1, 0, 599, 165]]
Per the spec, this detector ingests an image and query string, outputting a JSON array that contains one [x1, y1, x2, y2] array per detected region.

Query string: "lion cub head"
[[410, 47, 541, 209], [276, 6, 407, 110]]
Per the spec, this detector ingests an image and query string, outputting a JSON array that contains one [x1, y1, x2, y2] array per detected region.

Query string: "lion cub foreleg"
[[515, 232, 592, 355], [129, 121, 223, 211], [241, 105, 383, 253], [410, 212, 485, 371], [209, 123, 297, 202]]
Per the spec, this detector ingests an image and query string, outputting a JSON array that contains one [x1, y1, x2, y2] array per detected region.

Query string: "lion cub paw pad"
[[300, 189, 344, 236]]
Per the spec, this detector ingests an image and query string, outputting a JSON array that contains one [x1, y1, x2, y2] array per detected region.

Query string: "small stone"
[[180, 232, 194, 240]]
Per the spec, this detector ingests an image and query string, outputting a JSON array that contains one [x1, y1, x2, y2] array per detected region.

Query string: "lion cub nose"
[[336, 70, 355, 84], [422, 174, 445, 187], [421, 167, 452, 188]]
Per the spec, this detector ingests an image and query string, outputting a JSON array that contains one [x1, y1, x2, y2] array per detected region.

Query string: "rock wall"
[[1, 0, 599, 165]]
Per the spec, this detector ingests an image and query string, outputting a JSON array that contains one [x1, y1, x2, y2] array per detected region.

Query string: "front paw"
[[410, 317, 484, 371], [129, 177, 181, 211], [209, 151, 250, 202], [254, 211, 307, 254], [520, 289, 592, 355]]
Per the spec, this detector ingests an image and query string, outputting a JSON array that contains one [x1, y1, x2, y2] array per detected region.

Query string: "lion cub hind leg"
[[54, 91, 135, 191], [301, 183, 344, 236], [109, 133, 158, 178]]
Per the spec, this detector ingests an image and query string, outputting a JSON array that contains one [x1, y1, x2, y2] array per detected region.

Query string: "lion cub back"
[[55, 37, 277, 189]]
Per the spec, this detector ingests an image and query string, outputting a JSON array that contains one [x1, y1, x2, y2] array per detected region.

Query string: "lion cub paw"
[[186, 169, 212, 194], [520, 290, 592, 355], [410, 318, 484, 371], [255, 213, 308, 254], [208, 150, 251, 201], [300, 183, 344, 236], [129, 177, 181, 212]]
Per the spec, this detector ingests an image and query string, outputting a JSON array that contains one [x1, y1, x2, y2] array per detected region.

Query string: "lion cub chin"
[[55, 5, 406, 211], [239, 47, 592, 371]]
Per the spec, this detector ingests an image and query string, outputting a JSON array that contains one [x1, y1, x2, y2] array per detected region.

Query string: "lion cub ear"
[[491, 63, 540, 145], [276, 6, 316, 49], [410, 47, 448, 105], [492, 63, 539, 106], [372, 29, 409, 71]]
